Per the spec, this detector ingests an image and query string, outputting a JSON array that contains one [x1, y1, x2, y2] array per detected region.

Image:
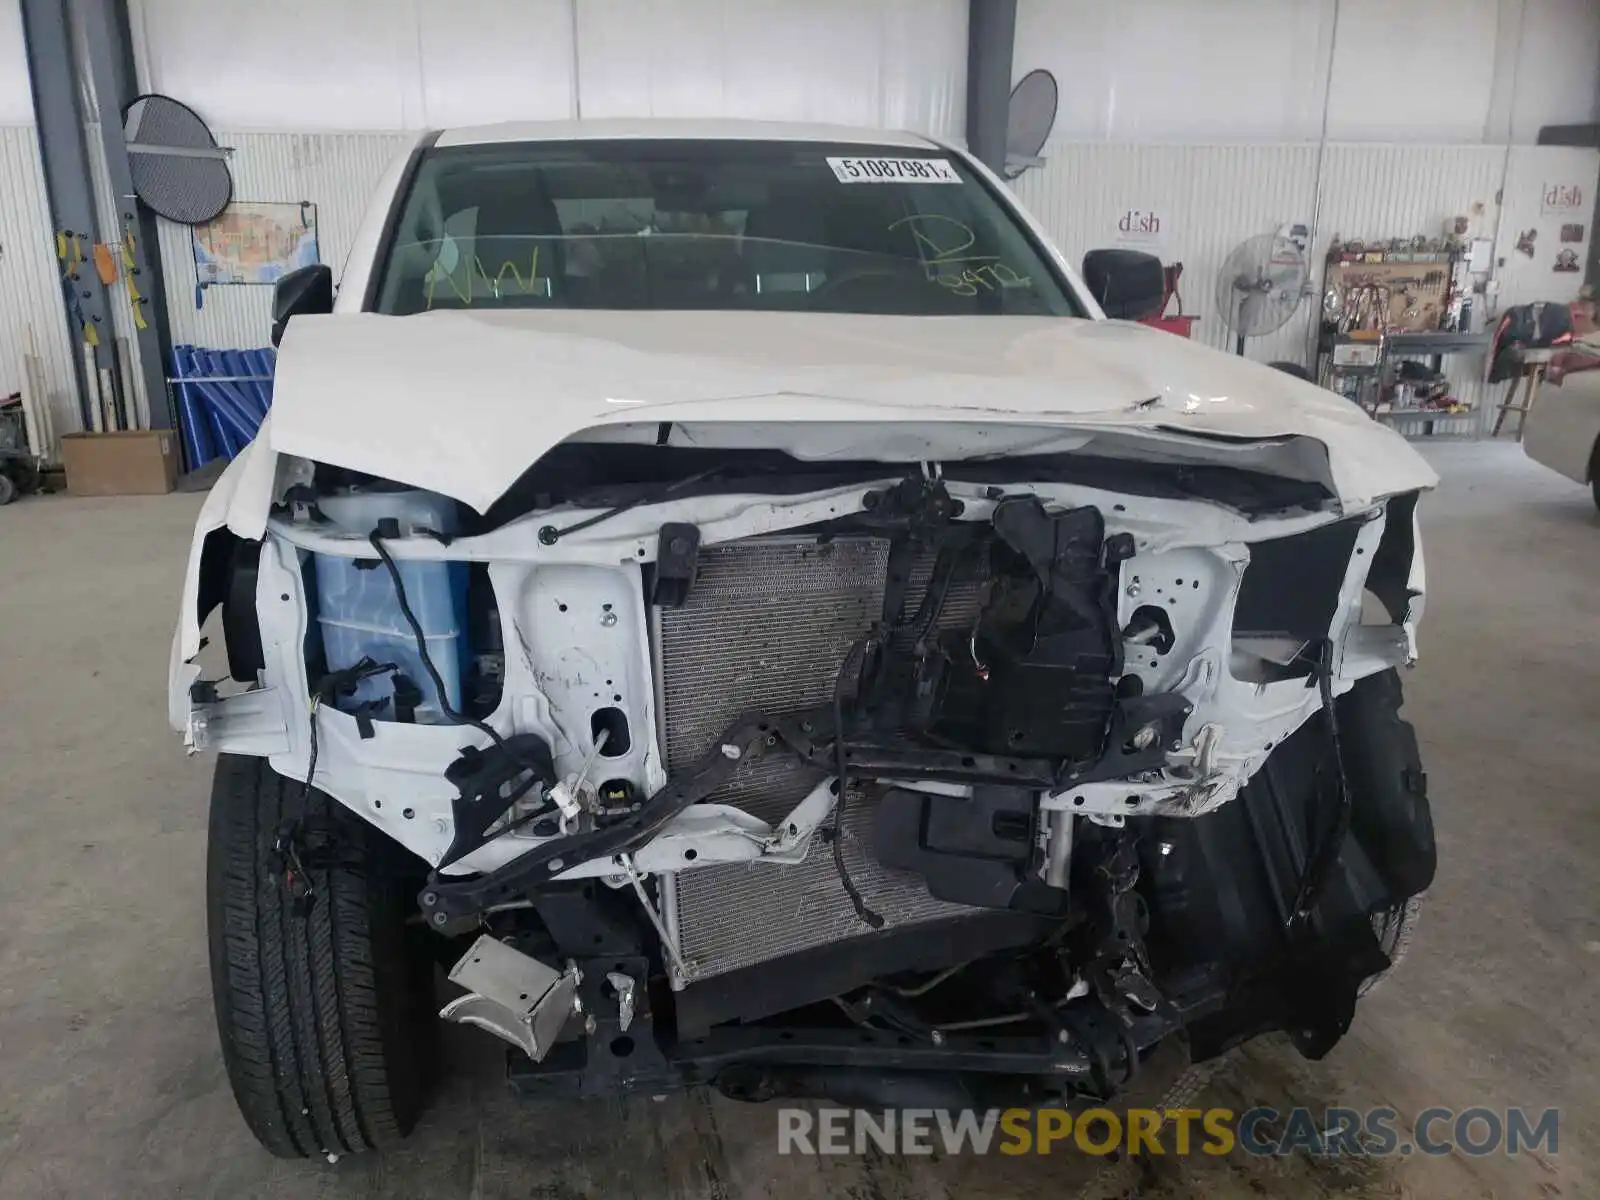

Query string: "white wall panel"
[[1493, 144, 1600, 306], [1014, 0, 1334, 143], [573, 0, 966, 135], [127, 0, 1600, 143], [1016, 0, 1600, 145], [131, 0, 577, 130], [0, 0, 31, 124], [158, 132, 410, 348], [1324, 0, 1502, 142], [134, 0, 420, 130], [0, 126, 81, 449], [1315, 145, 1508, 248], [1506, 0, 1600, 142], [131, 0, 961, 135], [1012, 142, 1323, 363], [413, 0, 578, 127]]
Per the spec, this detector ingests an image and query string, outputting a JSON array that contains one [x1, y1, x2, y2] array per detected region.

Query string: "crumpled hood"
[[269, 309, 1436, 513]]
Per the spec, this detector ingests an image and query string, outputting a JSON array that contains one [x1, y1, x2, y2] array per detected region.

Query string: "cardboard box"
[[60, 430, 180, 496]]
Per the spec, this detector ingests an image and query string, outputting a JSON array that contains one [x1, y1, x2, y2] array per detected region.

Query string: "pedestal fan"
[[1216, 231, 1309, 356]]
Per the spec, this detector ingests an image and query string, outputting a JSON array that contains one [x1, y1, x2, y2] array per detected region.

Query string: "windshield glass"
[[372, 139, 1080, 317]]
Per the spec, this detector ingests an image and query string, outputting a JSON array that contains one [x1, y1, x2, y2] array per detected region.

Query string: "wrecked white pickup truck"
[[171, 120, 1436, 1159]]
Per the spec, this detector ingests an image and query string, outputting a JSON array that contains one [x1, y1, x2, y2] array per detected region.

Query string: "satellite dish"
[[123, 94, 232, 224], [1215, 230, 1310, 356], [1004, 69, 1058, 179]]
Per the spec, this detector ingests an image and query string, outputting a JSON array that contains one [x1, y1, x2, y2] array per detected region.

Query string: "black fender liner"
[[1141, 669, 1433, 1061], [1340, 668, 1435, 899]]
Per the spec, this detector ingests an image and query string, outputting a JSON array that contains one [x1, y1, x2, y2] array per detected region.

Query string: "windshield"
[[371, 139, 1081, 317]]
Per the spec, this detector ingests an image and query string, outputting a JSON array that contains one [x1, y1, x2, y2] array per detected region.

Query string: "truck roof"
[[433, 118, 945, 149]]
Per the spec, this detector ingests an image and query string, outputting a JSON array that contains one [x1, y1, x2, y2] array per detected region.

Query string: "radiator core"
[[657, 536, 980, 984]]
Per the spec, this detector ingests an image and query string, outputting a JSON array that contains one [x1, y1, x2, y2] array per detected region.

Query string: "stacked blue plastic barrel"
[[170, 345, 276, 469]]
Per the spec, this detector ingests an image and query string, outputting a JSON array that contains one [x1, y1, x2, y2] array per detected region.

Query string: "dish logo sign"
[[1116, 209, 1167, 248], [1542, 183, 1585, 215]]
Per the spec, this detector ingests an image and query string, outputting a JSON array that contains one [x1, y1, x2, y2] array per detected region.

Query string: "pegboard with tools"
[[1325, 253, 1455, 335]]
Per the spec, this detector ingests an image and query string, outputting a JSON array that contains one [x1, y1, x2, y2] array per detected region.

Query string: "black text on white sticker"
[[826, 156, 962, 184]]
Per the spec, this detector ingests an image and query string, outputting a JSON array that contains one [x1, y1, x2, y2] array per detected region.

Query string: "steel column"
[[19, 0, 109, 429], [964, 0, 1017, 172], [76, 0, 178, 430]]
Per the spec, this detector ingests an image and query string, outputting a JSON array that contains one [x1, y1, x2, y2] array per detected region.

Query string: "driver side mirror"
[[1081, 249, 1166, 320], [270, 264, 334, 346]]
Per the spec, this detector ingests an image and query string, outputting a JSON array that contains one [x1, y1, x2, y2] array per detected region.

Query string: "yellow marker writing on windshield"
[[425, 245, 541, 309]]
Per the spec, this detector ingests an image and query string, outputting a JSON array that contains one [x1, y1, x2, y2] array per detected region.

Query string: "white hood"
[[269, 309, 1436, 513]]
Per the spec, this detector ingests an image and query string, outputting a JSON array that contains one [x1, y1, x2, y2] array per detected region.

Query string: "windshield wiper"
[[536, 465, 724, 545]]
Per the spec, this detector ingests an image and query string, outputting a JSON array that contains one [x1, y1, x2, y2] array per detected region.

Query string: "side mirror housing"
[[1081, 249, 1166, 320], [270, 264, 334, 346]]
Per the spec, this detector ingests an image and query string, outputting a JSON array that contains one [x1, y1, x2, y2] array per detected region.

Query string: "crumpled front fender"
[[167, 420, 300, 732]]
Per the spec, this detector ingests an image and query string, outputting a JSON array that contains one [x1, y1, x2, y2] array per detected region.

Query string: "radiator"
[[657, 536, 981, 984]]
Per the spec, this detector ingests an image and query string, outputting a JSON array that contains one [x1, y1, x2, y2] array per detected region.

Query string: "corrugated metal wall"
[[1012, 142, 1324, 365], [1016, 139, 1600, 437], [0, 125, 80, 450], [157, 132, 411, 349]]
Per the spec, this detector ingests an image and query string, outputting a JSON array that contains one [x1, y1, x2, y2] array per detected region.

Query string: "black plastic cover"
[[651, 522, 701, 607], [1233, 517, 1363, 644], [874, 785, 1060, 912], [439, 734, 556, 867], [1139, 669, 1433, 1061], [916, 498, 1120, 761]]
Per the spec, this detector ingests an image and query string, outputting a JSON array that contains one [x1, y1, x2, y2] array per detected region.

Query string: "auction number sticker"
[[826, 156, 962, 184]]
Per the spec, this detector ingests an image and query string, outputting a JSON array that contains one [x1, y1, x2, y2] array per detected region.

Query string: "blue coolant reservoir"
[[312, 490, 466, 724]]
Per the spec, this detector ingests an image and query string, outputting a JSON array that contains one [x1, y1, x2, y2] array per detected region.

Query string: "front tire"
[[207, 754, 437, 1158]]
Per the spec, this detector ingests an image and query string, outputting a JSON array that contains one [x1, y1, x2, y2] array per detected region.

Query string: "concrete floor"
[[0, 439, 1596, 1199]]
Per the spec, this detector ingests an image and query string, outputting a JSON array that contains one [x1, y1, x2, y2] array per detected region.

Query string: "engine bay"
[[183, 450, 1433, 1105]]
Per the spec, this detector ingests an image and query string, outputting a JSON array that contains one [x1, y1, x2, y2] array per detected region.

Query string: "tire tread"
[[207, 754, 431, 1159]]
